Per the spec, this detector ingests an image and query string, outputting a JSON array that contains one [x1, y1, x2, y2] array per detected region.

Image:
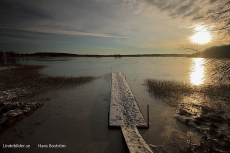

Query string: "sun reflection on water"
[[190, 58, 205, 86]]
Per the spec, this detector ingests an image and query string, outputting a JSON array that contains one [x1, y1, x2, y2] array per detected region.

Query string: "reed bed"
[[0, 65, 95, 94], [145, 79, 193, 100], [145, 79, 230, 103], [0, 65, 95, 134]]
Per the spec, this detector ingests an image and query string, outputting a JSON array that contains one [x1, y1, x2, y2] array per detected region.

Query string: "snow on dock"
[[110, 72, 147, 127], [109, 72, 153, 153], [121, 126, 153, 153]]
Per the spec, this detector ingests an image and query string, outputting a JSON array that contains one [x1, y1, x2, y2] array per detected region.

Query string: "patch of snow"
[[175, 115, 201, 132], [0, 66, 17, 70]]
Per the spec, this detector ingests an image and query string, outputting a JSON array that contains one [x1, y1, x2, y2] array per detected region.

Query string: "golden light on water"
[[190, 26, 212, 44], [190, 58, 205, 86]]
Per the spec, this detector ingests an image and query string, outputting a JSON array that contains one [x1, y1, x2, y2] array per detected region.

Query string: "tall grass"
[[0, 65, 95, 99], [145, 79, 230, 102], [145, 79, 193, 97]]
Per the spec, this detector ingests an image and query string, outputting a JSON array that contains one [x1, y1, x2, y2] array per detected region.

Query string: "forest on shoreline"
[[189, 44, 230, 58]]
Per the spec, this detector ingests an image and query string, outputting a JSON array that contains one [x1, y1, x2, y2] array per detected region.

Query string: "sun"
[[190, 26, 212, 44]]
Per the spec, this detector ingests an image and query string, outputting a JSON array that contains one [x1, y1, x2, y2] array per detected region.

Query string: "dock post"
[[108, 112, 110, 128], [147, 104, 149, 129]]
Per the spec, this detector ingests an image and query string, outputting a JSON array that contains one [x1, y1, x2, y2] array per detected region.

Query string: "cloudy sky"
[[0, 0, 228, 54]]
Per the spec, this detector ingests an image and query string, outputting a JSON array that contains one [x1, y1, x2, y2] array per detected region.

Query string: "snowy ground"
[[110, 72, 152, 153], [0, 65, 21, 70]]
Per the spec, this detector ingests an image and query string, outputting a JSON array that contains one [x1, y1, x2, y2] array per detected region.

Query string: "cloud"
[[11, 27, 129, 38], [0, 0, 131, 38], [143, 0, 229, 21], [209, 0, 218, 4]]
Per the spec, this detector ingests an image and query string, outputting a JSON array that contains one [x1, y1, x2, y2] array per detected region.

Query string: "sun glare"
[[190, 26, 212, 44], [190, 58, 205, 86]]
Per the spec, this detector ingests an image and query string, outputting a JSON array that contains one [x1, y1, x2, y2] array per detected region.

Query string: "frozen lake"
[[18, 57, 196, 82], [0, 57, 210, 152]]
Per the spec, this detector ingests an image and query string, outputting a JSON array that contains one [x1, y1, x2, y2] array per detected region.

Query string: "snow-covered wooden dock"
[[109, 72, 153, 153]]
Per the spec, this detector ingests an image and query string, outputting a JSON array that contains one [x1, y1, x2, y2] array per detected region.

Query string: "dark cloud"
[[183, 8, 200, 18], [19, 7, 53, 20], [176, 1, 195, 15], [209, 0, 218, 3], [0, 0, 131, 41], [0, 0, 54, 27], [0, 1, 14, 10], [0, 0, 92, 23], [0, 0, 103, 29], [144, 0, 229, 22], [144, 0, 198, 19]]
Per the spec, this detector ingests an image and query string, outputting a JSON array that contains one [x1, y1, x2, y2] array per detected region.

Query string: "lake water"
[[23, 57, 192, 80], [0, 57, 211, 152]]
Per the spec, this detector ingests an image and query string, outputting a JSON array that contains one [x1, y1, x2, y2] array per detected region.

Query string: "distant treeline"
[[33, 53, 188, 57], [190, 44, 230, 58], [0, 51, 189, 58], [1, 44, 230, 58], [0, 51, 19, 57]]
